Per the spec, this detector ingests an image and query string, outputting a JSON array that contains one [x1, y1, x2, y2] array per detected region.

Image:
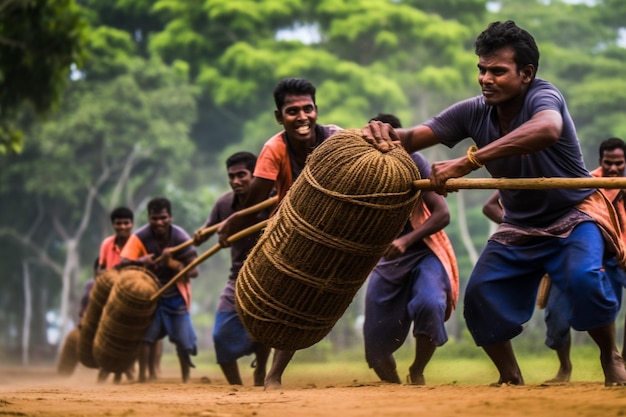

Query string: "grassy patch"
[[161, 340, 604, 386]]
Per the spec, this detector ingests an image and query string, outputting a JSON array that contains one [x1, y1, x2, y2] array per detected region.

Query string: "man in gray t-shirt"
[[194, 151, 271, 387], [363, 20, 626, 387]]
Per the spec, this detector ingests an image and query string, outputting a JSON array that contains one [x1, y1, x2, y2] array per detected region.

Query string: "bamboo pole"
[[152, 196, 277, 263], [149, 219, 269, 302], [412, 177, 626, 191]]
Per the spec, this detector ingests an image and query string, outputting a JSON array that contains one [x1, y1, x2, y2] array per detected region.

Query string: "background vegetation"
[[0, 0, 625, 365]]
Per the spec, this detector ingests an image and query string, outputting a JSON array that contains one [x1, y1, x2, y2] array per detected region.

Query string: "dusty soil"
[[1, 365, 625, 417]]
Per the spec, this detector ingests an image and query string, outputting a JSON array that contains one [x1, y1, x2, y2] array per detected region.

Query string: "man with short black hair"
[[218, 78, 341, 389], [195, 151, 271, 386], [364, 21, 626, 386], [121, 197, 198, 383]]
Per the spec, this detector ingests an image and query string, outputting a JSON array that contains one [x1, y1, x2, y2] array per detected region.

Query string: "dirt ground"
[[1, 364, 626, 417]]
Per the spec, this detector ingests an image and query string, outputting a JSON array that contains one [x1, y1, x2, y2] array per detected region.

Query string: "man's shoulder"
[[215, 191, 236, 206], [170, 223, 192, 241], [133, 223, 151, 237], [319, 124, 342, 139], [263, 131, 286, 147], [528, 78, 562, 98], [213, 191, 237, 214], [99, 235, 116, 248]]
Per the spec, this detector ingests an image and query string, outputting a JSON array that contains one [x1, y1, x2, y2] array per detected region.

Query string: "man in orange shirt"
[[98, 207, 134, 271], [218, 78, 340, 389], [94, 207, 138, 383], [121, 197, 198, 383]]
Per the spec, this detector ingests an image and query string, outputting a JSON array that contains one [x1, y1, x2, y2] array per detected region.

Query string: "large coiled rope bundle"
[[57, 327, 80, 376], [78, 268, 120, 368], [93, 266, 160, 373], [235, 129, 421, 350]]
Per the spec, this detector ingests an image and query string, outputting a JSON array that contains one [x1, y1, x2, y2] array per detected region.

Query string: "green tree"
[[0, 0, 88, 154], [0, 42, 198, 353]]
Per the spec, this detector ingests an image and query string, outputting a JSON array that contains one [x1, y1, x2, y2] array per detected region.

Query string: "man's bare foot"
[[407, 372, 425, 386], [138, 374, 157, 383], [373, 365, 401, 384], [264, 376, 281, 390], [490, 375, 524, 387], [544, 367, 571, 383], [253, 366, 266, 387], [601, 352, 626, 386]]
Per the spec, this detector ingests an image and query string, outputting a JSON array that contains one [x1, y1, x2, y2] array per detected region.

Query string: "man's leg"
[[465, 241, 549, 386], [371, 355, 401, 384], [587, 323, 626, 386], [543, 285, 572, 383], [147, 343, 158, 381], [264, 349, 295, 389], [548, 224, 625, 385], [154, 339, 163, 377], [547, 338, 572, 383], [253, 344, 271, 387], [220, 362, 242, 385], [138, 341, 151, 383], [622, 315, 626, 359], [406, 254, 450, 386], [124, 362, 135, 382], [213, 310, 261, 385], [363, 270, 411, 384], [482, 340, 524, 385], [97, 369, 109, 383], [175, 344, 191, 383], [408, 335, 436, 385]]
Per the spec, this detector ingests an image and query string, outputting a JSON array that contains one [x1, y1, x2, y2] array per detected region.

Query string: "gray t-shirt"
[[424, 78, 593, 227]]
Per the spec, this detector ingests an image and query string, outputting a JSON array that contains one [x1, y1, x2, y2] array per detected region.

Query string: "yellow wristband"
[[467, 145, 484, 168]]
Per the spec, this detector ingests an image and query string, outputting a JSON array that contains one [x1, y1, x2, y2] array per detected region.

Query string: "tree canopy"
[[0, 0, 88, 154]]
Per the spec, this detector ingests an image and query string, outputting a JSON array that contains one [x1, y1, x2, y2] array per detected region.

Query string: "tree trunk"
[[21, 260, 32, 366], [58, 238, 79, 354]]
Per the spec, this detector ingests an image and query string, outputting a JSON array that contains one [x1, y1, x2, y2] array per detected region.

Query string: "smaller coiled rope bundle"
[[78, 268, 120, 368], [57, 327, 80, 376], [93, 266, 160, 373], [536, 274, 552, 309], [236, 129, 421, 350]]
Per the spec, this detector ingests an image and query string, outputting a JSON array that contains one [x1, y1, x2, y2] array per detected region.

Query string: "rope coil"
[[93, 266, 160, 373], [236, 129, 422, 350], [78, 268, 120, 369]]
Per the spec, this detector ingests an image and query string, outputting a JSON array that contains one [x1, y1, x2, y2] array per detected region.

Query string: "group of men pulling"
[[71, 20, 626, 388]]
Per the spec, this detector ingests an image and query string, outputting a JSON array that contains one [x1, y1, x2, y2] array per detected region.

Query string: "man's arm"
[[119, 234, 155, 267], [469, 109, 562, 166], [160, 248, 199, 278], [217, 177, 275, 247], [482, 191, 504, 224], [194, 200, 223, 245], [429, 109, 563, 191], [361, 122, 440, 154], [384, 190, 450, 260]]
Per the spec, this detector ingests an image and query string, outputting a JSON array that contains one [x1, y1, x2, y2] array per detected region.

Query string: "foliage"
[[0, 50, 199, 352], [0, 0, 89, 154]]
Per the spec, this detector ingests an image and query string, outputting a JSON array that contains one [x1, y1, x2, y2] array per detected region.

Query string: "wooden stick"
[[152, 196, 277, 263], [412, 177, 626, 191], [149, 219, 269, 302]]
